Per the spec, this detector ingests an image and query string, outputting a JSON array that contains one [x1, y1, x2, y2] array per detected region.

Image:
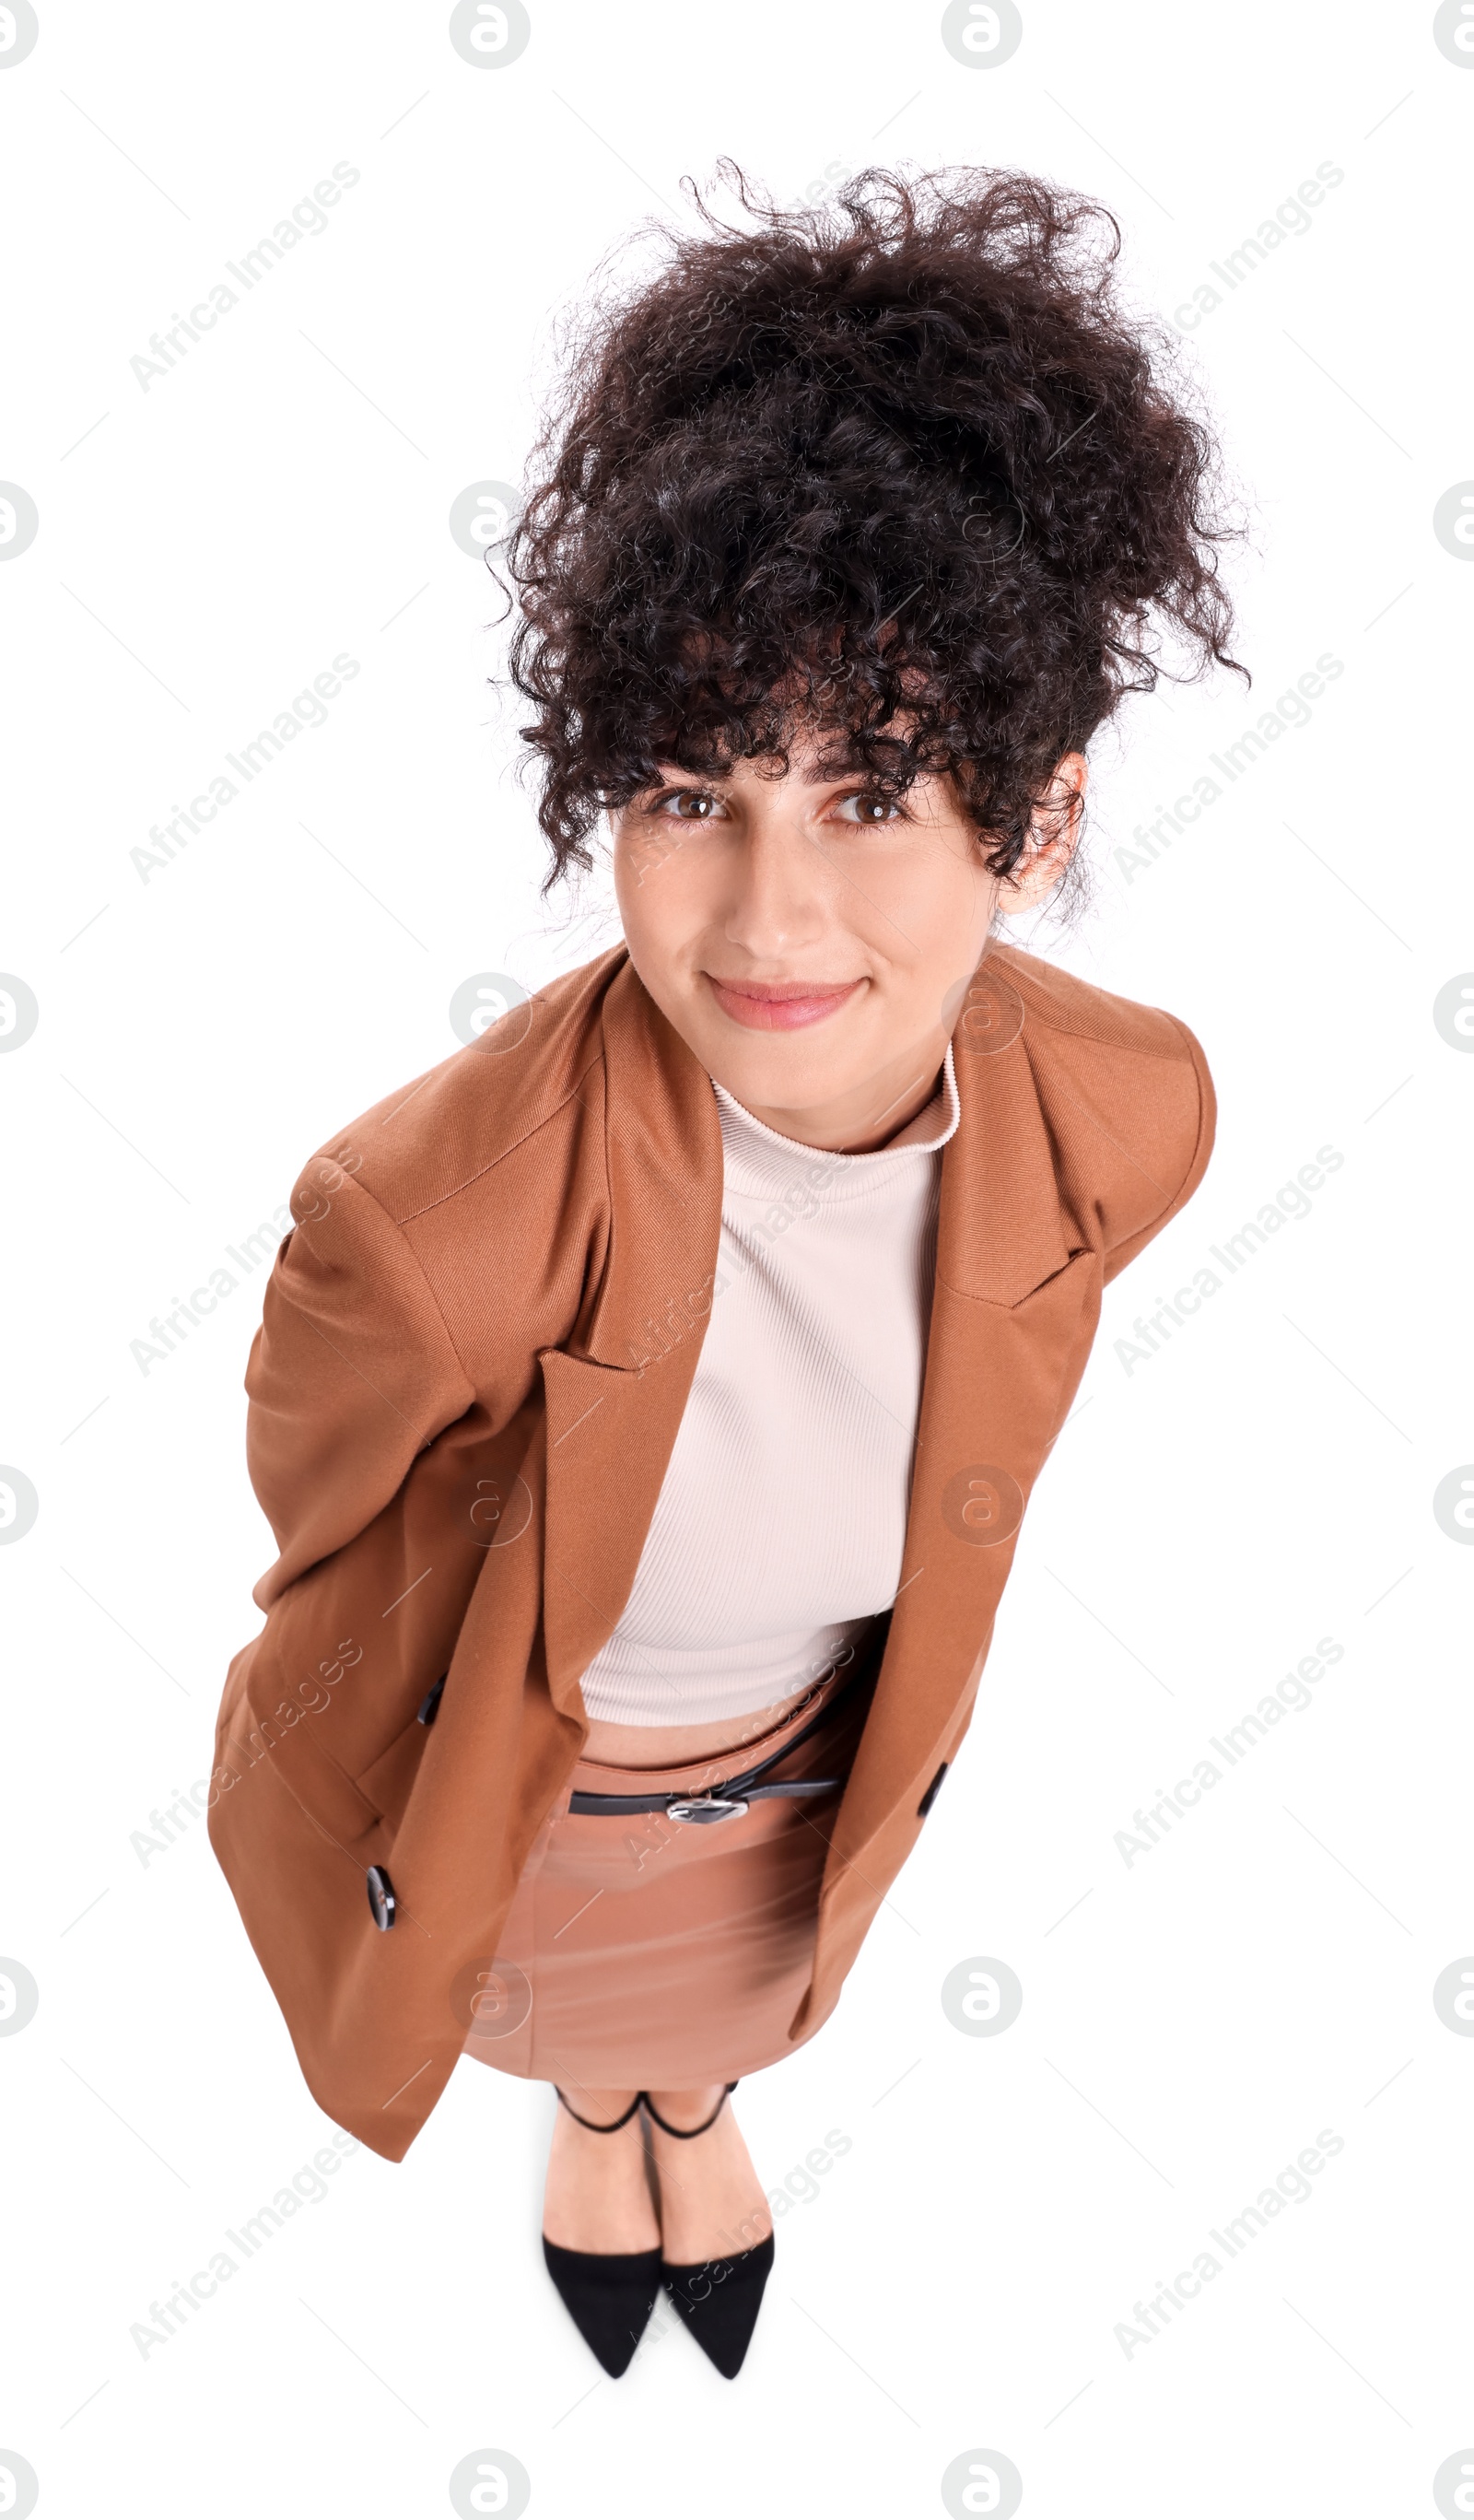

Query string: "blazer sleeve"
[[1102, 1014, 1217, 1285], [243, 1162, 476, 1612]]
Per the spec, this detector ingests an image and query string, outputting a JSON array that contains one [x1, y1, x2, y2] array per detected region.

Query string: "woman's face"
[[611, 733, 1084, 1152]]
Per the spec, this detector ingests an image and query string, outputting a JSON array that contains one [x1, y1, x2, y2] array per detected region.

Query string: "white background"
[[2, 2, 1470, 2514]]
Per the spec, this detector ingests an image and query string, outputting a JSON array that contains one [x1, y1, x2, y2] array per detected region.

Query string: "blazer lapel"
[[821, 955, 1102, 1875], [539, 960, 724, 1722]]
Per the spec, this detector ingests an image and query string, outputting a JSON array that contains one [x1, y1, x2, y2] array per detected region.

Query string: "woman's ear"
[[994, 750, 1087, 918]]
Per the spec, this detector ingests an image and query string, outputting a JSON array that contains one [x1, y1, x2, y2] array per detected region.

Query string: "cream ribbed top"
[[576, 1046, 962, 1726]]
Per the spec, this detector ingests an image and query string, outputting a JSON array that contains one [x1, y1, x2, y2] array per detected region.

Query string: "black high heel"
[[642, 2083, 775, 2379], [542, 2088, 662, 2378]]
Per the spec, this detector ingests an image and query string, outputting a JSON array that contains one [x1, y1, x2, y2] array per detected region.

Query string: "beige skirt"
[[462, 1655, 876, 2090]]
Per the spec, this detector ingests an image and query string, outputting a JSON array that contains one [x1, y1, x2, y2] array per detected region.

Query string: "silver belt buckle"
[[664, 1792, 750, 1825]]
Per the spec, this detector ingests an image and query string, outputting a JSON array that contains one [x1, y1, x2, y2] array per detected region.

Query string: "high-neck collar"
[[711, 1042, 960, 1203]]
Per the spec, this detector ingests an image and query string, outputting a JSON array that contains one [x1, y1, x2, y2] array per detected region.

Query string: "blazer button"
[[366, 1865, 397, 1930], [917, 1762, 949, 1820]]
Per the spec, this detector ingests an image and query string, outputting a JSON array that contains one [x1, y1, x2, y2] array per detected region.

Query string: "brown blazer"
[[208, 941, 1214, 2160]]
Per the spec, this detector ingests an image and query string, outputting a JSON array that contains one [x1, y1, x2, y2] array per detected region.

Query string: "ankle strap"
[[555, 2086, 642, 2133], [640, 2081, 738, 2139]]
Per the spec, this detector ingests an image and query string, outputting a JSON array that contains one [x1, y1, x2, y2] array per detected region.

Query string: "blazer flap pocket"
[[224, 1691, 381, 1847]]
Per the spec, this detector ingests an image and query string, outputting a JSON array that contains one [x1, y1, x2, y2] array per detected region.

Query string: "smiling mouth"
[[704, 974, 866, 1033]]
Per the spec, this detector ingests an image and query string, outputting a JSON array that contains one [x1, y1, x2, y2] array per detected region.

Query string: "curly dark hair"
[[501, 161, 1246, 897]]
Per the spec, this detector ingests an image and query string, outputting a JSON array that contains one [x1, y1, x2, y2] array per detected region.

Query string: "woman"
[[208, 166, 1237, 2381]]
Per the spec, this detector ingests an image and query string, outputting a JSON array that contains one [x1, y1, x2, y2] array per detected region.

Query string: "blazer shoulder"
[[300, 945, 624, 1230], [988, 942, 1216, 1274], [991, 940, 1205, 1068]]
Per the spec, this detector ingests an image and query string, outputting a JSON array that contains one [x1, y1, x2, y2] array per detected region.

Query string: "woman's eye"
[[832, 791, 904, 826], [655, 789, 725, 821]]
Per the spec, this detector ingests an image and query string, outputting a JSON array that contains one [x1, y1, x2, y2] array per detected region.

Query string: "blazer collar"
[[935, 952, 1077, 1307]]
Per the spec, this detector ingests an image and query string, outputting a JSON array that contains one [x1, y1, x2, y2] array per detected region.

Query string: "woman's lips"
[[705, 975, 865, 1032]]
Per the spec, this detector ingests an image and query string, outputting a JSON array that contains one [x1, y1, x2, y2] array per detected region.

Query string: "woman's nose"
[[721, 810, 831, 955]]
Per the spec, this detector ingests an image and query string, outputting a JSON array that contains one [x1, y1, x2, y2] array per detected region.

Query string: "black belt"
[[567, 1667, 870, 1826]]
